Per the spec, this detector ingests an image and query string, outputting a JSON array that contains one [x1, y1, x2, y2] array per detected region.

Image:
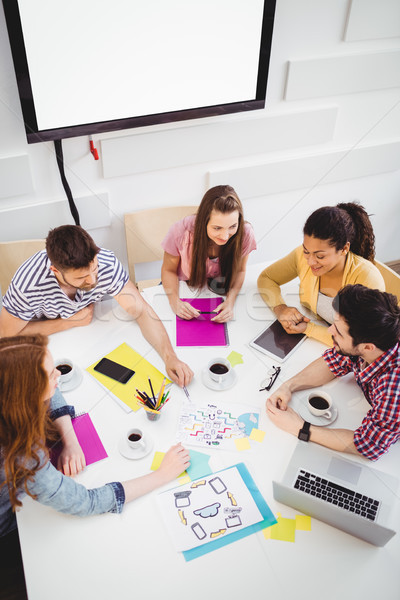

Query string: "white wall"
[[1, 0, 399, 282]]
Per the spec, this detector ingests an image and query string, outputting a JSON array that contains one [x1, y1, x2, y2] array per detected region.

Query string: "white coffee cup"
[[207, 357, 231, 385], [127, 428, 145, 450], [55, 358, 75, 385], [307, 391, 333, 419]]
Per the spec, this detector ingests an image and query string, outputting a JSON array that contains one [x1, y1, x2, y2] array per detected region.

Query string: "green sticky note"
[[227, 351, 244, 367], [295, 515, 312, 531]]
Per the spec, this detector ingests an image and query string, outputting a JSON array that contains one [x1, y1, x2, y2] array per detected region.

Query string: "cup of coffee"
[[127, 428, 145, 450], [207, 357, 231, 385], [307, 391, 333, 419], [55, 358, 75, 385]]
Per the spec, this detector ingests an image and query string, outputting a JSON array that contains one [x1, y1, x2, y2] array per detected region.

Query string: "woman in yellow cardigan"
[[257, 202, 385, 346]]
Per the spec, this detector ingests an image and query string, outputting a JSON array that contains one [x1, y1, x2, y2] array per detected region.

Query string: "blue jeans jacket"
[[0, 388, 125, 537]]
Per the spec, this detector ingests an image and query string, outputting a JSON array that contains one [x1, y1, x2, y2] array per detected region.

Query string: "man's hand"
[[67, 304, 95, 328], [267, 383, 292, 409], [211, 299, 234, 323], [57, 438, 86, 477], [266, 398, 303, 436], [165, 354, 194, 387], [274, 304, 310, 334]]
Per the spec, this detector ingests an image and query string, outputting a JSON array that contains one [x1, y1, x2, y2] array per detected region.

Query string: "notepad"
[[86, 343, 171, 412], [50, 412, 108, 468], [176, 298, 229, 346]]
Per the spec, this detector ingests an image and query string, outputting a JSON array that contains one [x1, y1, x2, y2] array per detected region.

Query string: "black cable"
[[54, 139, 80, 226]]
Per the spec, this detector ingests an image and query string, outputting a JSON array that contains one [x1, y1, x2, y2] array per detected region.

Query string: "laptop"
[[273, 441, 399, 546]]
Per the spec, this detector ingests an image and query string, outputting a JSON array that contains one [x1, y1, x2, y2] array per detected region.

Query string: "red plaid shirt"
[[323, 342, 400, 460]]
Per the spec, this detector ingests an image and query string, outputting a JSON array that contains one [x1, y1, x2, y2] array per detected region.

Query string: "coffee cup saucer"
[[298, 397, 338, 427], [58, 367, 83, 393], [201, 367, 237, 391], [118, 434, 154, 460]]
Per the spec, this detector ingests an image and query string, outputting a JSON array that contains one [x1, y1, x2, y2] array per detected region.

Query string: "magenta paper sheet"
[[176, 298, 229, 347], [51, 412, 108, 467]]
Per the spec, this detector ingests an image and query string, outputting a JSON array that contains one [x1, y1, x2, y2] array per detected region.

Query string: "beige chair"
[[0, 239, 45, 296], [124, 205, 198, 291], [374, 260, 400, 304]]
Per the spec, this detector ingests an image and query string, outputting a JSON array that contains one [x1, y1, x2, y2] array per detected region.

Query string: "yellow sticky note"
[[263, 527, 272, 539], [234, 437, 251, 451], [227, 351, 244, 367], [295, 515, 312, 531], [178, 474, 191, 485], [151, 451, 188, 479], [249, 428, 266, 443], [266, 516, 296, 543], [150, 451, 165, 471]]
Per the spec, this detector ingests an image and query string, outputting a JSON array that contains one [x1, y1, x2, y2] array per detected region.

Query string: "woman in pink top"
[[161, 185, 257, 322]]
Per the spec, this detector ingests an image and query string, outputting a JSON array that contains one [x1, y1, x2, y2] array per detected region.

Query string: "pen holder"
[[138, 401, 162, 421]]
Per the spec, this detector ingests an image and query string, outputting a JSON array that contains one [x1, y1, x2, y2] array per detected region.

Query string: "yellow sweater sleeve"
[[257, 248, 300, 308], [305, 321, 333, 346]]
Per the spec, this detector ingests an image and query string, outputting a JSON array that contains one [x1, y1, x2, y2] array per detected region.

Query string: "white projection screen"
[[2, 0, 276, 142]]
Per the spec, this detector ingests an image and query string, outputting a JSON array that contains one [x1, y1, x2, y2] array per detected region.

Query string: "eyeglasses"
[[259, 366, 281, 392]]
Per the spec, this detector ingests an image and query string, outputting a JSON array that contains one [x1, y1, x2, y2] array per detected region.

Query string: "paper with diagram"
[[176, 401, 260, 449], [158, 465, 264, 551]]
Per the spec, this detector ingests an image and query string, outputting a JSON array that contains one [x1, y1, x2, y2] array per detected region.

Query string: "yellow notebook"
[[87, 343, 171, 412]]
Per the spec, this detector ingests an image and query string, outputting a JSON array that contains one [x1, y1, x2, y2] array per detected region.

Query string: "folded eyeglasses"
[[259, 366, 281, 392]]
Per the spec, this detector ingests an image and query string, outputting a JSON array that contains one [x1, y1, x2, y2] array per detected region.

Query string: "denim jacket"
[[0, 388, 125, 536]]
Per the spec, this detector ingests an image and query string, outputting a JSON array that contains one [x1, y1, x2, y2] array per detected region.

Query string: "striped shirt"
[[3, 249, 129, 321], [323, 343, 400, 460]]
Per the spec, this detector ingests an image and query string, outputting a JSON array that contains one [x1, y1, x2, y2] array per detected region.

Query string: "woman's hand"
[[58, 439, 86, 477], [173, 299, 201, 320], [211, 299, 234, 323], [274, 304, 309, 334], [158, 444, 191, 483]]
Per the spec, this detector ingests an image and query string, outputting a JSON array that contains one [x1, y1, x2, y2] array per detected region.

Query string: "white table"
[[16, 264, 400, 600]]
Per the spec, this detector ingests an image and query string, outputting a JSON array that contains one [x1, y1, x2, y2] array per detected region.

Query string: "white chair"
[[374, 260, 400, 304], [0, 239, 45, 296], [124, 206, 197, 291]]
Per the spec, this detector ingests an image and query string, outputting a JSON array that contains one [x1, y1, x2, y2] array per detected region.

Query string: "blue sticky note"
[[187, 450, 212, 480]]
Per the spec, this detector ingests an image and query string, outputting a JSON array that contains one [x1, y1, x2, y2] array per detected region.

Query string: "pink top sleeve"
[[162, 216, 257, 281]]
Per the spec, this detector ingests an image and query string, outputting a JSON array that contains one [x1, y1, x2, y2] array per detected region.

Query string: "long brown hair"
[[0, 335, 56, 509], [303, 201, 376, 261], [189, 185, 244, 291]]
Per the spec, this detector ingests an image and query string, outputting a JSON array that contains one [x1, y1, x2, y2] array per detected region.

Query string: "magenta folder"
[[176, 298, 229, 347], [50, 413, 108, 468]]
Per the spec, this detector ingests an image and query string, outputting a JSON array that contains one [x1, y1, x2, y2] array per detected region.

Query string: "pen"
[[183, 386, 190, 400], [148, 377, 156, 401], [198, 311, 217, 314]]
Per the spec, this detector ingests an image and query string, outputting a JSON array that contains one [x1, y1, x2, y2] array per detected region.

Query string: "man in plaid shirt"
[[266, 285, 400, 461]]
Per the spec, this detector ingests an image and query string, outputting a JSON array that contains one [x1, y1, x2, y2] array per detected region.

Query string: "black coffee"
[[309, 396, 329, 410], [57, 364, 72, 375], [210, 363, 229, 375], [128, 433, 142, 442]]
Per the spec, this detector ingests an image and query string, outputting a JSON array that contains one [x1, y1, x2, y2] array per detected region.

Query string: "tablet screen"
[[251, 320, 305, 360]]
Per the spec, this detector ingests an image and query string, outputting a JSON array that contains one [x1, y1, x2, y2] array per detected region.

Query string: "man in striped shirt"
[[266, 285, 400, 460], [0, 225, 193, 387]]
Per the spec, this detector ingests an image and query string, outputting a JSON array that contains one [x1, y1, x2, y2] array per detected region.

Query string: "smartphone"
[[93, 357, 135, 384]]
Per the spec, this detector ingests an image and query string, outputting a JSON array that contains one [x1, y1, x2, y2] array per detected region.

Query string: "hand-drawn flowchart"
[[157, 466, 264, 551], [176, 401, 260, 449]]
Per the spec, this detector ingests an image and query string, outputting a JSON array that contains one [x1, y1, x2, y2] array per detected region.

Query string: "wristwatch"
[[298, 421, 311, 442]]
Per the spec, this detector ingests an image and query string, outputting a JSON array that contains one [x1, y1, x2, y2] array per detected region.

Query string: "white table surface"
[[16, 264, 400, 600]]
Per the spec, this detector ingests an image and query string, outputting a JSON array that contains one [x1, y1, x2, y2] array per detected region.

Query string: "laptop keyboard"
[[294, 469, 380, 521]]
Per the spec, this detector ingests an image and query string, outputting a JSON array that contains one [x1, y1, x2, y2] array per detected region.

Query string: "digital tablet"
[[249, 319, 306, 362]]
